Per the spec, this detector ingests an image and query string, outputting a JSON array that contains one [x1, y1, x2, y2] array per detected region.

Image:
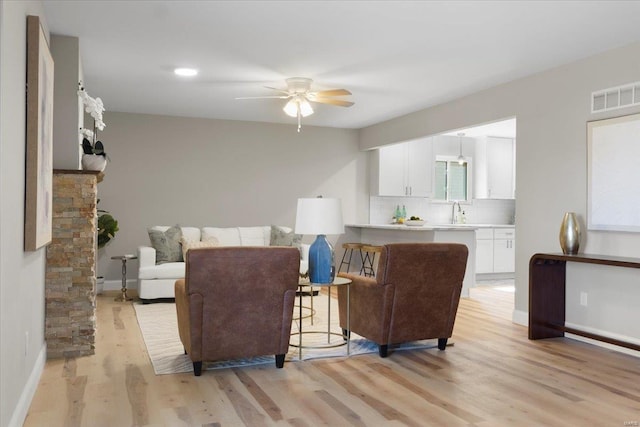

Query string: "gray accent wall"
[[360, 42, 640, 343], [94, 112, 368, 281], [1, 2, 49, 427]]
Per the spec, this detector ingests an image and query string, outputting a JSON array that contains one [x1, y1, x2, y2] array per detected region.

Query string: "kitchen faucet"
[[451, 201, 461, 224]]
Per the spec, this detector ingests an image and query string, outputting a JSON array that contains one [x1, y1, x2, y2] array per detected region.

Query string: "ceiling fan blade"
[[235, 95, 290, 100], [312, 97, 354, 107], [313, 89, 352, 97], [264, 86, 291, 95]]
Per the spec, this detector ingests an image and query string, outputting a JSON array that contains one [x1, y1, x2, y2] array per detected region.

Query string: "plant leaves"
[[82, 138, 94, 155], [94, 140, 105, 156]]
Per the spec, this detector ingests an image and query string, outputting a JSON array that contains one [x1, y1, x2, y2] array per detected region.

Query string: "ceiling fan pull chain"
[[297, 108, 302, 132]]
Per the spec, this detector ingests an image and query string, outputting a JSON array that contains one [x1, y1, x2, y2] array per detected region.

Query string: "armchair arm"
[[299, 243, 310, 275], [137, 245, 156, 268], [337, 272, 393, 344], [175, 279, 192, 355], [299, 243, 310, 261]]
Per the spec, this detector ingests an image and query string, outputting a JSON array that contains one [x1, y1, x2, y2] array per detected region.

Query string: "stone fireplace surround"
[[44, 170, 100, 359]]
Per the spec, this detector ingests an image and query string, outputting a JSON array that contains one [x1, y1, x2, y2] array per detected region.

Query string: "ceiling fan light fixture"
[[283, 99, 298, 117], [283, 97, 314, 118], [299, 98, 314, 117]]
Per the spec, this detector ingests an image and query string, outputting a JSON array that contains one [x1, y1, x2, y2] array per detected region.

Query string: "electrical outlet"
[[580, 292, 588, 307]]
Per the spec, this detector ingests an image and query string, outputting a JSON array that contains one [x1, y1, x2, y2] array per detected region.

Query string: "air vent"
[[591, 81, 640, 113]]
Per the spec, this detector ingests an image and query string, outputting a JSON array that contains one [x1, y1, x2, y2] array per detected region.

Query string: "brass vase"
[[559, 212, 581, 254]]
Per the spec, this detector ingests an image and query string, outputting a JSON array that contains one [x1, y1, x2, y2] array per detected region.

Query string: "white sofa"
[[137, 226, 309, 301]]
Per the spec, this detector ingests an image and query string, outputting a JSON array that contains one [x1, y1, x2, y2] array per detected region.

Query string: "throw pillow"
[[148, 225, 183, 264], [180, 236, 219, 261], [270, 225, 302, 247]]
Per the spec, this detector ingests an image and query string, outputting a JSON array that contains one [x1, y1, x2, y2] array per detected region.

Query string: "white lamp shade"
[[283, 99, 298, 117], [295, 198, 344, 235], [299, 99, 314, 117]]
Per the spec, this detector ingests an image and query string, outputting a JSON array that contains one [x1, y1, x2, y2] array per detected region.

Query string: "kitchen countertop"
[[346, 223, 514, 231]]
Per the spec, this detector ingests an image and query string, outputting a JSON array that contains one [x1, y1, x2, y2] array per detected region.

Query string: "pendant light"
[[457, 132, 466, 165]]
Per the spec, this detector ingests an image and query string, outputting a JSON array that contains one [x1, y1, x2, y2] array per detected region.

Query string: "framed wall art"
[[587, 112, 640, 232], [25, 15, 54, 251]]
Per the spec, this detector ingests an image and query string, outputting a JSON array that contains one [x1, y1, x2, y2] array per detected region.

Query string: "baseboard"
[[103, 279, 138, 291], [564, 322, 640, 358], [512, 309, 528, 326], [475, 272, 515, 282], [8, 342, 46, 427]]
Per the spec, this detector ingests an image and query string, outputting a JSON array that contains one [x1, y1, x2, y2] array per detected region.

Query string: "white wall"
[[0, 2, 49, 427], [360, 42, 640, 343], [94, 112, 369, 281], [51, 34, 82, 169]]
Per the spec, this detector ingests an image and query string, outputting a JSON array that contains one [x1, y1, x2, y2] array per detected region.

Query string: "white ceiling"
[[43, 1, 640, 130]]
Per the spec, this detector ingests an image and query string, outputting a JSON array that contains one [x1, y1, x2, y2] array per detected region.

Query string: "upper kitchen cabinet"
[[376, 139, 432, 197], [474, 136, 515, 199]]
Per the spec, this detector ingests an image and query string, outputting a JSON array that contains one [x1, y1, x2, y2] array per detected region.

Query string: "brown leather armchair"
[[337, 243, 468, 357], [175, 246, 300, 375]]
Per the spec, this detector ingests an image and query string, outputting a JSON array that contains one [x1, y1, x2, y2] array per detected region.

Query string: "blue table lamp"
[[295, 197, 344, 284]]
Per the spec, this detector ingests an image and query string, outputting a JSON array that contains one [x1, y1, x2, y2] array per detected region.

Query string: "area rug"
[[134, 294, 441, 375]]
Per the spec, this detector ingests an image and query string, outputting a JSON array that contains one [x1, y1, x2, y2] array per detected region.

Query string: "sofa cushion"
[[201, 227, 241, 245], [201, 226, 270, 246], [270, 225, 302, 248], [149, 226, 200, 242], [239, 226, 270, 245], [138, 262, 185, 280], [148, 225, 183, 263], [180, 236, 219, 261]]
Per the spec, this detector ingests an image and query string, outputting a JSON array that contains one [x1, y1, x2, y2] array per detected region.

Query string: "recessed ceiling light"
[[174, 68, 198, 77]]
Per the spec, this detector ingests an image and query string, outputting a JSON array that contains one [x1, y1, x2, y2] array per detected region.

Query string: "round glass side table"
[[290, 276, 351, 360], [111, 254, 137, 301]]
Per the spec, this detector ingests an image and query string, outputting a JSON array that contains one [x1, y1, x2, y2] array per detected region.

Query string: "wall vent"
[[591, 81, 640, 113]]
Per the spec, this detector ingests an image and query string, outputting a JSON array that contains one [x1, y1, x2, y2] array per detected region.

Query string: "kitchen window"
[[434, 156, 471, 201]]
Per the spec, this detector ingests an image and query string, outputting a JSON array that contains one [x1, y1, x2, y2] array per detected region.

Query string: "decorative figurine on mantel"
[[78, 82, 108, 172]]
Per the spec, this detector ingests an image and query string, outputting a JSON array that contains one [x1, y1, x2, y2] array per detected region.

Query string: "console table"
[[529, 252, 640, 351]]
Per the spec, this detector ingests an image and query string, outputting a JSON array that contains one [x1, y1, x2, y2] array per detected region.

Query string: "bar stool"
[[338, 243, 363, 274], [360, 244, 383, 277]]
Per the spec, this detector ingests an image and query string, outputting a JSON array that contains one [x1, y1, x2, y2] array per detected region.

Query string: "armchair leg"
[[193, 361, 202, 376], [438, 338, 448, 350], [342, 328, 350, 341], [379, 345, 388, 358], [275, 354, 285, 368]]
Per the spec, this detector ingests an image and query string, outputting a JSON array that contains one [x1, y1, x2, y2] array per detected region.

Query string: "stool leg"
[[359, 249, 367, 275], [360, 251, 377, 277], [369, 252, 377, 278], [338, 248, 355, 274]]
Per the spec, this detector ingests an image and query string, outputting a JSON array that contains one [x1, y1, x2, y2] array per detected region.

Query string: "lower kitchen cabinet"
[[475, 227, 515, 275]]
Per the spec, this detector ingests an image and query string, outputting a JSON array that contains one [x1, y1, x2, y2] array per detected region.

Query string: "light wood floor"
[[25, 286, 640, 426]]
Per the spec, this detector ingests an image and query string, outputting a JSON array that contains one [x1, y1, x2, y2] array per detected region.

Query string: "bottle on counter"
[[401, 205, 407, 221], [394, 205, 401, 223]]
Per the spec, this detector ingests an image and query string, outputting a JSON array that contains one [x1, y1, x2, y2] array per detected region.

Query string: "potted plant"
[[96, 200, 118, 294], [78, 82, 108, 171], [98, 202, 119, 249]]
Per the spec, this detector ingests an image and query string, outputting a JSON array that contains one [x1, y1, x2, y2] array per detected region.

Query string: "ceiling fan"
[[236, 77, 354, 132]]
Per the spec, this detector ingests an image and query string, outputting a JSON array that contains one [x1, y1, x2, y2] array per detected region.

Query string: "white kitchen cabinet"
[[475, 228, 494, 274], [475, 227, 515, 275], [378, 143, 406, 196], [493, 228, 515, 272], [486, 137, 515, 199], [378, 139, 432, 197]]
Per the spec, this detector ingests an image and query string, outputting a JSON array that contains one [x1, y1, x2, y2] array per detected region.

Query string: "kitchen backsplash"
[[369, 196, 515, 225]]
